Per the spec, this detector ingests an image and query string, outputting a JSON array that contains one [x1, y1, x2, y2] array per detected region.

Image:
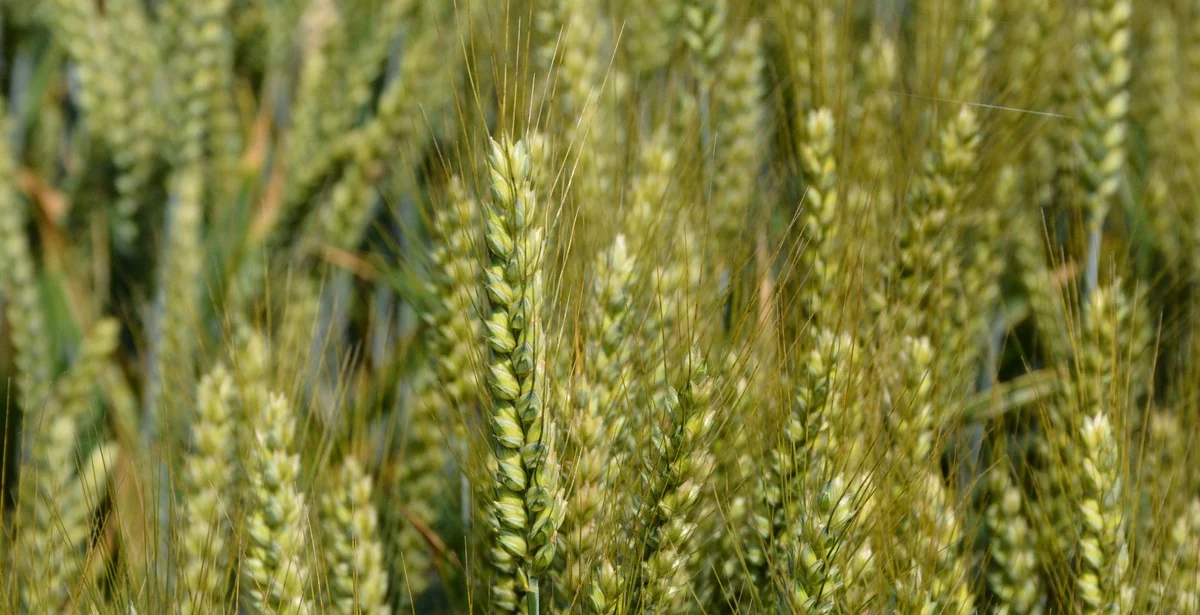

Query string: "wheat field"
[[1, 0, 1198, 613]]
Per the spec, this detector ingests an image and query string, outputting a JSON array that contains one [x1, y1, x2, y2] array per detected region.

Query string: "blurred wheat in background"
[[3, 0, 1200, 613]]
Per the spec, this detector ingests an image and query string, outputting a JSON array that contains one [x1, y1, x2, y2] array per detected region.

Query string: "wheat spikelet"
[[149, 166, 204, 443], [320, 458, 390, 615], [1161, 498, 1200, 612], [1076, 411, 1130, 614], [306, 17, 451, 253], [241, 392, 313, 615], [711, 21, 765, 263], [798, 108, 839, 319], [1077, 0, 1132, 291], [15, 319, 120, 612], [481, 136, 565, 613], [0, 103, 53, 413], [555, 235, 635, 607], [984, 460, 1046, 615], [381, 366, 448, 608], [632, 350, 715, 612], [178, 366, 238, 615]]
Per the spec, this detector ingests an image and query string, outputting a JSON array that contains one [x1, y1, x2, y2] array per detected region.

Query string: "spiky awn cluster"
[[242, 392, 313, 615], [556, 234, 636, 607], [783, 474, 856, 613], [0, 104, 52, 413], [382, 366, 449, 607], [712, 21, 765, 259], [633, 351, 717, 613], [799, 108, 840, 318], [320, 458, 390, 615], [1077, 411, 1130, 614], [15, 319, 120, 612], [751, 328, 855, 586], [1077, 0, 1132, 291], [884, 106, 980, 341], [1162, 499, 1200, 612], [179, 366, 238, 615], [45, 0, 161, 248], [427, 177, 485, 415], [984, 462, 1045, 615], [482, 136, 566, 614]]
